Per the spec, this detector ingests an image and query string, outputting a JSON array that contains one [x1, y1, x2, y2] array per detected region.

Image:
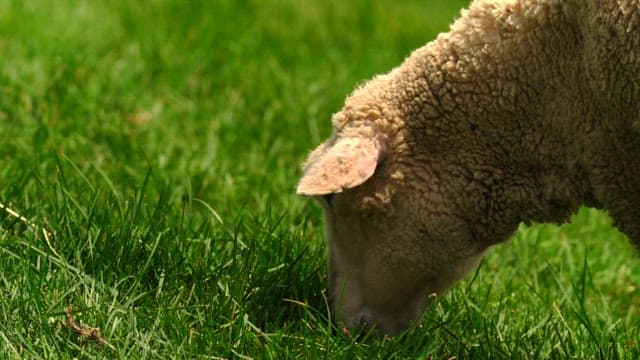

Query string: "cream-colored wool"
[[298, 0, 640, 336]]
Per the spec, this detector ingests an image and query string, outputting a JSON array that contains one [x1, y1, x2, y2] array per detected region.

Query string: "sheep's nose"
[[345, 311, 378, 337], [353, 313, 372, 328]]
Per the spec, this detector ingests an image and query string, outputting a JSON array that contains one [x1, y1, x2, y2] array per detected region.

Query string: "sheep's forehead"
[[330, 104, 410, 155], [331, 72, 406, 132]]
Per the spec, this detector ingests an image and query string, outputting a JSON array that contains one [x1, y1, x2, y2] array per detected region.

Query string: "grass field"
[[1, 0, 639, 358]]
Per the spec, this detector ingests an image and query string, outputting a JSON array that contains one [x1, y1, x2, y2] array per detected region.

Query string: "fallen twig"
[[64, 305, 117, 353]]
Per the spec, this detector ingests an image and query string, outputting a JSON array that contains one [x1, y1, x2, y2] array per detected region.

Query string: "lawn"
[[0, 0, 638, 358]]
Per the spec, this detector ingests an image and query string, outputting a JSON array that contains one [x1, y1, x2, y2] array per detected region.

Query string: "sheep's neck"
[[395, 1, 596, 244]]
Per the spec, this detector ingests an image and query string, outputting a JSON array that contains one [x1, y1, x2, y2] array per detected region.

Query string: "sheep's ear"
[[296, 136, 380, 196]]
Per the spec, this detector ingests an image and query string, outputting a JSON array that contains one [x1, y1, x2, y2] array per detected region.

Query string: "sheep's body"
[[298, 0, 640, 335]]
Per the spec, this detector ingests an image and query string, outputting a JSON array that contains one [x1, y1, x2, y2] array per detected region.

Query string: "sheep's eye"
[[323, 193, 335, 207]]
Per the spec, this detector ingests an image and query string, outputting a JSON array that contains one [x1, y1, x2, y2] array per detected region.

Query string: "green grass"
[[0, 0, 638, 358]]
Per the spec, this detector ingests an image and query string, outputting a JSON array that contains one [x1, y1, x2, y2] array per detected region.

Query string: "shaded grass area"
[[0, 0, 638, 358]]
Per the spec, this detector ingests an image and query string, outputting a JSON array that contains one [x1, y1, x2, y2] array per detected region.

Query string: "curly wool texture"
[[326, 0, 640, 244], [298, 0, 640, 335]]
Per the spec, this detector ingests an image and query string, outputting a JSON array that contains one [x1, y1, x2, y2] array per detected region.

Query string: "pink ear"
[[296, 136, 380, 196]]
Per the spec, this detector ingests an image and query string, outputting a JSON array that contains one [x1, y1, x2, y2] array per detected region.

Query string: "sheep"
[[296, 0, 640, 336]]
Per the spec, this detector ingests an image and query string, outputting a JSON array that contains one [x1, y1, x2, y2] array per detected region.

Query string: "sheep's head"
[[297, 110, 487, 336]]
